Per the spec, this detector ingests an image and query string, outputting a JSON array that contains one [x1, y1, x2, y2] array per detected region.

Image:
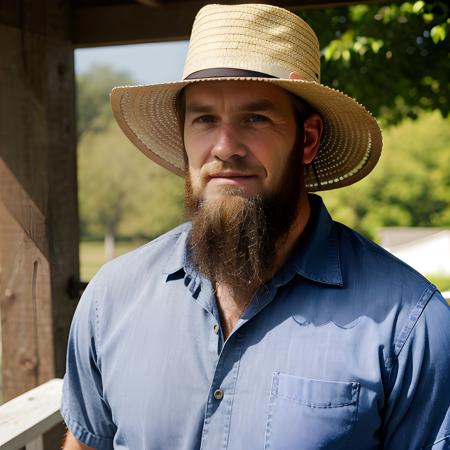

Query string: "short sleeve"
[[382, 290, 450, 450], [61, 270, 116, 449]]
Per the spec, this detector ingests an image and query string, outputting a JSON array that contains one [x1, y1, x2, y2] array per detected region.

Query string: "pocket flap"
[[274, 372, 360, 408]]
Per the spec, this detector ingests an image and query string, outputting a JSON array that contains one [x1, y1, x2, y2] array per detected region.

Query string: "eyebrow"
[[185, 99, 278, 114]]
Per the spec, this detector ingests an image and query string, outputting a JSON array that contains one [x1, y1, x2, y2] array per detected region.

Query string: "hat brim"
[[111, 77, 382, 191]]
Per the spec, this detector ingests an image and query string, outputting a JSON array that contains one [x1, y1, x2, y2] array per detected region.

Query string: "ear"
[[289, 71, 304, 80], [303, 113, 323, 164]]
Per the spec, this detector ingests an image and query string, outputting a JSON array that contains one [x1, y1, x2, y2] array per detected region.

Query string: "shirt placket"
[[196, 281, 280, 450], [188, 277, 236, 450], [200, 331, 243, 450]]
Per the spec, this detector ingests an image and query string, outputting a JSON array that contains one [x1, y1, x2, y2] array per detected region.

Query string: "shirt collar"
[[164, 194, 343, 288], [271, 194, 343, 287], [163, 224, 191, 280]]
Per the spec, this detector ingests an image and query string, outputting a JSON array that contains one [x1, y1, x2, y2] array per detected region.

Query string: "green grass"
[[80, 240, 146, 280]]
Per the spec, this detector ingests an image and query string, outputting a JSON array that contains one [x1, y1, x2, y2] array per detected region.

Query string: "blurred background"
[[75, 2, 450, 295]]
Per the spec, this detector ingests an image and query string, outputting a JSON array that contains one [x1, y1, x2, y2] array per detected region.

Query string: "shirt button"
[[213, 323, 219, 334], [213, 389, 224, 400]]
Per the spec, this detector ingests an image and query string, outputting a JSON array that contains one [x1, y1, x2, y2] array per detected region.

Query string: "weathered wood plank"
[[0, 20, 55, 401], [0, 0, 78, 421], [0, 379, 63, 450], [73, 0, 389, 47], [26, 436, 44, 450], [0, 202, 55, 401], [0, 160, 48, 259], [0, 25, 49, 216], [0, 0, 68, 39], [43, 27, 80, 382], [73, 2, 197, 46]]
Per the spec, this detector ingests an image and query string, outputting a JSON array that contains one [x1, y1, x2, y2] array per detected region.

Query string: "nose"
[[211, 124, 247, 161]]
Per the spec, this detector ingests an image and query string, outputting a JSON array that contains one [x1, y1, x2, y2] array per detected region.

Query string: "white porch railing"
[[0, 379, 63, 450]]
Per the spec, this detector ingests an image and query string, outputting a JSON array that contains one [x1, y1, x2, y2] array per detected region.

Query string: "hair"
[[175, 88, 187, 138], [289, 93, 317, 131]]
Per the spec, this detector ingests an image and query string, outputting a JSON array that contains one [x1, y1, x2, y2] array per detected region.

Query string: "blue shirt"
[[61, 195, 450, 450]]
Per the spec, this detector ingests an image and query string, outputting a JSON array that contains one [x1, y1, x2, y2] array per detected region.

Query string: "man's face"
[[183, 81, 298, 201]]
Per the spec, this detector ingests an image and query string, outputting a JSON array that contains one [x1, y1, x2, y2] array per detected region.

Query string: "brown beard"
[[185, 143, 305, 297]]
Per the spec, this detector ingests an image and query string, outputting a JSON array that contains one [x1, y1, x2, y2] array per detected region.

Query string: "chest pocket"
[[264, 372, 360, 450]]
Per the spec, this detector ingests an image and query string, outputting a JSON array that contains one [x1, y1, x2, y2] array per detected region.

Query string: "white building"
[[379, 228, 450, 277]]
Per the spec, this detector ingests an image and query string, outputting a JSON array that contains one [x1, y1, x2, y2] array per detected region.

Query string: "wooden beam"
[[0, 200, 55, 402], [136, 0, 160, 6], [0, 160, 48, 259], [0, 0, 79, 423], [0, 0, 69, 39], [73, 2, 196, 47], [73, 0, 388, 47]]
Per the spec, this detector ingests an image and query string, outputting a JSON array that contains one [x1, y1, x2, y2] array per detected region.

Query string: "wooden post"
[[0, 164, 54, 399], [0, 0, 78, 410]]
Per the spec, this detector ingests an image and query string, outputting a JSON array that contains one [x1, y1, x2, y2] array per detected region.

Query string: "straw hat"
[[111, 3, 382, 191]]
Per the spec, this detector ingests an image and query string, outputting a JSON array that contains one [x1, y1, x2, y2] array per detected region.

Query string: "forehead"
[[184, 80, 293, 110]]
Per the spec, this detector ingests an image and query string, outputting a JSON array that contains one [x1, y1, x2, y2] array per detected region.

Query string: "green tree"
[[77, 66, 185, 258], [301, 1, 449, 125], [321, 112, 450, 239], [78, 123, 184, 258], [77, 65, 134, 139]]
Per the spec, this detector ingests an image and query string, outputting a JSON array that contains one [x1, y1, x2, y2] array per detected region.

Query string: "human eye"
[[193, 114, 216, 124], [246, 114, 269, 124]]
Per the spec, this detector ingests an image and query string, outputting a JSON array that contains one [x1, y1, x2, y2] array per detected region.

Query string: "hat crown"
[[183, 3, 321, 82]]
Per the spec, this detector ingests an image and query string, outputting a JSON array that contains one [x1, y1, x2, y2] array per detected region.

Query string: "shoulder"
[[79, 222, 190, 314], [334, 220, 449, 354], [72, 223, 192, 356], [335, 220, 432, 293], [107, 221, 189, 266], [97, 222, 190, 282]]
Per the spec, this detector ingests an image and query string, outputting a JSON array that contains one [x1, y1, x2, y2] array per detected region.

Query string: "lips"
[[208, 172, 255, 180], [206, 173, 258, 190]]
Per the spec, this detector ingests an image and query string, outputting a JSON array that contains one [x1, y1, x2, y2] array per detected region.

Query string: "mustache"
[[200, 160, 264, 179]]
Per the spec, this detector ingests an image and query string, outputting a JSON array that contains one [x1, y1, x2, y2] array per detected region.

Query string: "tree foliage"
[[78, 123, 185, 241], [321, 112, 450, 240], [76, 65, 185, 248], [301, 1, 449, 125], [77, 65, 135, 139]]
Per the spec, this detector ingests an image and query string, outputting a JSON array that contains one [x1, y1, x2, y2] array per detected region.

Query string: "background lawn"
[[80, 240, 146, 280]]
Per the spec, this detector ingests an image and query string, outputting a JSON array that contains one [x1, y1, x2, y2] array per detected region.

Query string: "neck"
[[272, 191, 311, 276], [216, 192, 312, 338]]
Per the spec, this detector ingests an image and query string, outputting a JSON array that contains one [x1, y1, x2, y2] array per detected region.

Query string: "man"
[[62, 3, 450, 450]]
